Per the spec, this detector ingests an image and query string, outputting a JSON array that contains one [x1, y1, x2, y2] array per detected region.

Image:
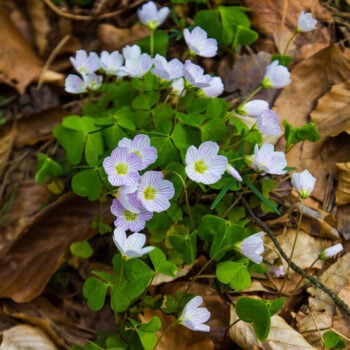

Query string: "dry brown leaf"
[[97, 23, 150, 51], [26, 0, 51, 56], [242, 0, 331, 55], [0, 125, 16, 178], [14, 107, 66, 148], [296, 253, 350, 347], [0, 180, 53, 256], [229, 304, 316, 349], [0, 324, 57, 350], [0, 9, 62, 93], [335, 162, 350, 206], [336, 204, 350, 239], [265, 229, 325, 270], [274, 45, 350, 202], [0, 192, 110, 302], [311, 80, 350, 137]]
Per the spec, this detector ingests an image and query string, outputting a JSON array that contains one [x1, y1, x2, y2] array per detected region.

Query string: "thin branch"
[[241, 197, 350, 318]]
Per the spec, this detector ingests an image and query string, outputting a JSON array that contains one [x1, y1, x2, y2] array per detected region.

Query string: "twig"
[[241, 197, 350, 318], [43, 0, 145, 21]]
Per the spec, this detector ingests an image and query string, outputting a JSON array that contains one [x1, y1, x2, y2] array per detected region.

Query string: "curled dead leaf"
[[336, 162, 350, 206], [0, 324, 57, 350]]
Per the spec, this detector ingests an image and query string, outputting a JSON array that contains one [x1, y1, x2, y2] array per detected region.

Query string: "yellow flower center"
[[143, 186, 157, 200], [115, 162, 128, 175], [194, 160, 208, 174], [124, 210, 138, 221]]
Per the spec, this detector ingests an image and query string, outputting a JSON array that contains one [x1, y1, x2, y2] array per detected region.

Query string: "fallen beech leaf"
[[15, 107, 66, 148], [336, 204, 350, 240], [229, 304, 316, 349], [311, 80, 350, 137], [335, 162, 350, 206], [0, 125, 16, 178], [0, 180, 53, 256], [274, 45, 350, 202], [97, 23, 150, 51], [242, 0, 331, 55], [0, 192, 110, 302], [296, 253, 350, 346], [0, 10, 62, 93], [0, 324, 57, 350]]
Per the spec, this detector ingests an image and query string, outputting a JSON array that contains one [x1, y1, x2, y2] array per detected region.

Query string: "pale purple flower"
[[111, 194, 153, 232], [238, 99, 269, 117], [252, 143, 287, 175], [100, 50, 124, 75], [183, 26, 218, 58], [291, 169, 316, 199], [113, 227, 154, 258], [117, 183, 139, 213], [118, 53, 153, 78], [256, 109, 282, 136], [297, 11, 318, 32], [262, 61, 291, 89], [171, 78, 185, 96], [201, 76, 224, 98], [137, 1, 169, 30], [183, 60, 212, 88], [226, 165, 243, 182], [70, 50, 100, 74], [84, 73, 103, 91], [122, 45, 142, 60], [180, 296, 211, 332], [103, 147, 142, 186], [319, 243, 343, 260], [151, 54, 184, 81], [238, 232, 265, 264], [118, 134, 157, 170], [185, 141, 228, 185], [137, 171, 175, 212], [272, 265, 285, 277], [65, 74, 88, 94]]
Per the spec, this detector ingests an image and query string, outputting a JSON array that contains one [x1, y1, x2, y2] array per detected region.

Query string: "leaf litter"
[[0, 0, 350, 349]]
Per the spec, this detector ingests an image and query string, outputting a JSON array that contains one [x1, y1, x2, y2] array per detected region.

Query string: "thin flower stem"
[[235, 85, 263, 112], [241, 197, 350, 317], [279, 199, 304, 294], [282, 31, 297, 58], [150, 30, 155, 57]]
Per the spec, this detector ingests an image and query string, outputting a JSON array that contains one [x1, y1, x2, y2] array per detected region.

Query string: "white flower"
[[118, 53, 153, 78], [183, 26, 218, 58], [137, 1, 169, 30], [252, 143, 287, 175], [113, 227, 154, 258], [185, 141, 228, 185], [137, 171, 175, 213], [171, 78, 186, 96], [201, 76, 224, 98], [226, 165, 242, 182], [319, 243, 343, 260], [180, 296, 211, 332], [297, 11, 317, 32], [238, 232, 265, 264], [238, 99, 269, 117], [122, 45, 142, 60], [183, 60, 212, 88], [65, 74, 88, 94], [262, 61, 291, 89], [151, 54, 184, 81], [100, 50, 124, 75], [256, 109, 282, 136], [102, 147, 142, 186], [272, 265, 285, 277], [70, 50, 100, 74], [84, 73, 103, 91], [291, 169, 316, 199]]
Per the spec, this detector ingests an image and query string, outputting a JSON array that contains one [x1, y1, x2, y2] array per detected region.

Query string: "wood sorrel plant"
[[36, 3, 348, 349]]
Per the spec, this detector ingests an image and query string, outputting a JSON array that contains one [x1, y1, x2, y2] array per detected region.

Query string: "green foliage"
[[323, 330, 346, 349], [70, 240, 94, 259], [194, 7, 258, 49], [129, 317, 161, 350], [216, 260, 251, 290], [283, 120, 321, 151], [35, 153, 63, 184]]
